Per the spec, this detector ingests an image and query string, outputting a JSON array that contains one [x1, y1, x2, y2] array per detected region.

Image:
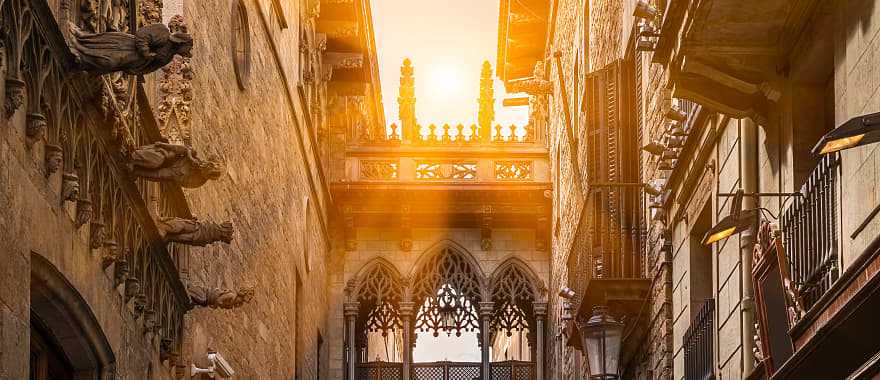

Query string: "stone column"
[[534, 303, 548, 380], [479, 302, 495, 380], [344, 302, 360, 380], [400, 301, 415, 380]]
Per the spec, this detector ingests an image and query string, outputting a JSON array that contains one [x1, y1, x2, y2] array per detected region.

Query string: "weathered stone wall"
[[0, 114, 171, 380], [177, 0, 331, 378]]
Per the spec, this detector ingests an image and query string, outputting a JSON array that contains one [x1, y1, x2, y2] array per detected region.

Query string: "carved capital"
[[4, 78, 25, 119]]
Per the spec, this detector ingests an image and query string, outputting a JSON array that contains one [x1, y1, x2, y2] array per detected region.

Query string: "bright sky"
[[372, 0, 528, 129], [371, 0, 526, 361]]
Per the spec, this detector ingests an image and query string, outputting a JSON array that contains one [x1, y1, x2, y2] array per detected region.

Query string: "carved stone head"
[[61, 172, 80, 202], [26, 113, 47, 140], [44, 144, 63, 176]]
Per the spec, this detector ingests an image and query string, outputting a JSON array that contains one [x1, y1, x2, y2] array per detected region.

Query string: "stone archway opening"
[[346, 248, 547, 380]]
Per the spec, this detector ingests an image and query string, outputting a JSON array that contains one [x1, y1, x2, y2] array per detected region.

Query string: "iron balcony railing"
[[355, 360, 536, 380], [781, 154, 840, 311], [684, 299, 715, 380]]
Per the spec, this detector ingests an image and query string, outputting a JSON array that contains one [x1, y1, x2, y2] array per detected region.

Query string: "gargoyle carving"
[[127, 142, 224, 188], [187, 283, 254, 309], [157, 216, 233, 246], [69, 22, 193, 75]]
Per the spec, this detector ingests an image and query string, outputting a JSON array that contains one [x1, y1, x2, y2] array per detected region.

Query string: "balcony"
[[684, 300, 715, 380], [782, 153, 840, 313], [356, 360, 535, 380]]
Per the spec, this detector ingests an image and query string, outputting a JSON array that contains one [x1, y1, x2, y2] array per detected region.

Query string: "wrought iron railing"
[[684, 299, 715, 380], [781, 154, 840, 311], [490, 360, 535, 380], [357, 362, 403, 380], [356, 360, 535, 380], [412, 361, 481, 380]]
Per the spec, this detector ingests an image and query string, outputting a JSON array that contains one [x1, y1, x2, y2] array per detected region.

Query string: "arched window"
[[231, 0, 251, 90], [410, 247, 484, 337]]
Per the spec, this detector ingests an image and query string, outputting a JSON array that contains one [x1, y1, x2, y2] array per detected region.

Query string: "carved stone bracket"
[[157, 15, 193, 145], [157, 216, 234, 246], [127, 143, 225, 188], [187, 282, 255, 309]]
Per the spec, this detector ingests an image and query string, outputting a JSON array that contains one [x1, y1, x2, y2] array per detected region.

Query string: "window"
[[231, 0, 251, 90]]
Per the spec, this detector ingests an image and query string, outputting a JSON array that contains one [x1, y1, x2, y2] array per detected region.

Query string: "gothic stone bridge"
[[329, 59, 552, 380]]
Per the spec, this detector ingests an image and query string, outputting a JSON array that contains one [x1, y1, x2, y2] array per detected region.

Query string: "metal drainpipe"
[[740, 118, 758, 377]]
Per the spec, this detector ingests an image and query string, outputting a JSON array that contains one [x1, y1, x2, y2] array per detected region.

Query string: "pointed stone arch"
[[348, 258, 405, 334], [409, 240, 487, 336], [489, 257, 546, 334], [30, 253, 116, 378]]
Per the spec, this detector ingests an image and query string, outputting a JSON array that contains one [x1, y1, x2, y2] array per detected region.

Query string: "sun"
[[428, 65, 463, 96]]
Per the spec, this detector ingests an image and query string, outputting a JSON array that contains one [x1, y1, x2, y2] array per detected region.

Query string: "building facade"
[[497, 0, 880, 379], [0, 0, 381, 378]]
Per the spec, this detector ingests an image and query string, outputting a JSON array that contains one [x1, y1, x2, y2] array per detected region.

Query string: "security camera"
[[191, 350, 235, 378], [559, 286, 576, 299]]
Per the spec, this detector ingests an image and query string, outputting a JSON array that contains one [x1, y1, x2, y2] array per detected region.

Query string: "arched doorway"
[[30, 253, 116, 380], [345, 243, 547, 380]]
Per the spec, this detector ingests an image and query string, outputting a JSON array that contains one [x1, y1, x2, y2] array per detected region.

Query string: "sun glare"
[[428, 65, 463, 96]]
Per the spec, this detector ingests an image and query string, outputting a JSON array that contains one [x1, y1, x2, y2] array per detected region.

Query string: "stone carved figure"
[[69, 22, 193, 75], [127, 142, 224, 188], [187, 283, 254, 309], [157, 216, 233, 246]]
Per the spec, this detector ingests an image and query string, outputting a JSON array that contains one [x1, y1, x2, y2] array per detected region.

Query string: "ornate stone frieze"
[[69, 22, 192, 75], [127, 142, 225, 188], [494, 160, 533, 180], [415, 161, 477, 180], [157, 16, 193, 145], [187, 283, 255, 309], [139, 0, 163, 27], [359, 160, 398, 180], [157, 216, 234, 246]]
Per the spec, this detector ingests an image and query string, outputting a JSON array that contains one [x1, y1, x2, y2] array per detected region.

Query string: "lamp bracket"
[[717, 192, 802, 198]]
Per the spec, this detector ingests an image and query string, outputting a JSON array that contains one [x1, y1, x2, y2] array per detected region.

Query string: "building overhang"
[[654, 0, 820, 123], [318, 0, 385, 126], [496, 0, 551, 82]]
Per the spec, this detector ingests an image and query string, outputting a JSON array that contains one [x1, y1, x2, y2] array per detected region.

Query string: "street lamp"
[[812, 111, 880, 154], [577, 306, 624, 380], [702, 190, 801, 245]]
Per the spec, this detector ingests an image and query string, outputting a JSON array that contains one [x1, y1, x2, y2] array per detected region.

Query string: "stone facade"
[[522, 0, 880, 380]]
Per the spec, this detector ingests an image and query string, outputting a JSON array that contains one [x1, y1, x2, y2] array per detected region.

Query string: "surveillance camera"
[[191, 350, 235, 378], [559, 286, 576, 299]]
